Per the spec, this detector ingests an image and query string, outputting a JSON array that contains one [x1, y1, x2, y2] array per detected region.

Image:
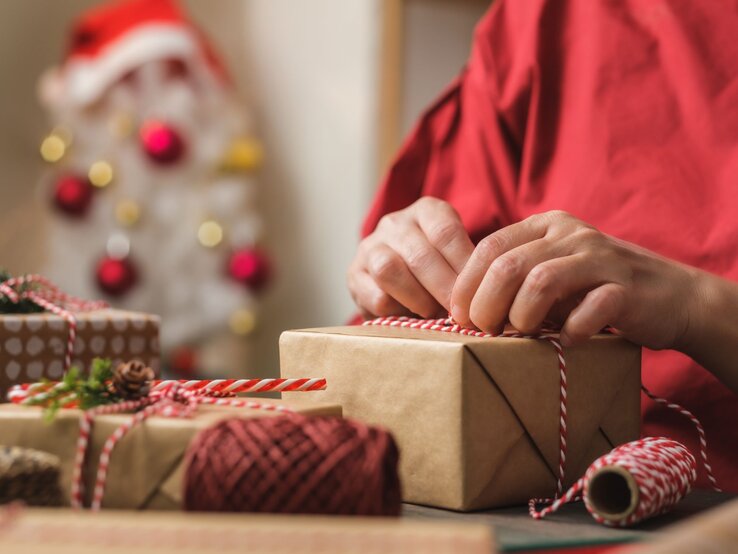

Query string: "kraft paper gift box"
[[0, 509, 495, 554], [0, 309, 160, 397], [279, 326, 641, 511], [0, 400, 341, 510]]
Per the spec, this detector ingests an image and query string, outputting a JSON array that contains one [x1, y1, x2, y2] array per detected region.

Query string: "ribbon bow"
[[0, 274, 108, 371]]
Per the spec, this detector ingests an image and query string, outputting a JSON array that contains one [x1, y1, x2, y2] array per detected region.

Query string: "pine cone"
[[0, 446, 63, 506], [111, 359, 155, 400]]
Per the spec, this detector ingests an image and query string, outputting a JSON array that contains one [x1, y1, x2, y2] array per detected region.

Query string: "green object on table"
[[0, 270, 45, 314]]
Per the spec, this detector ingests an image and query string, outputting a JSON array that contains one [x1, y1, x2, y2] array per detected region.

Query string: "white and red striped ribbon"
[[0, 274, 107, 372], [151, 377, 327, 394], [365, 315, 721, 525], [7, 377, 326, 406], [71, 384, 298, 510]]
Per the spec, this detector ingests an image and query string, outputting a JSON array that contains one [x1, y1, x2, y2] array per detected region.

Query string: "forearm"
[[679, 269, 738, 394]]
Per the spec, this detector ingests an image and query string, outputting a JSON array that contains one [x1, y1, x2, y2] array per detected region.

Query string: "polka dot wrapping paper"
[[0, 309, 160, 397]]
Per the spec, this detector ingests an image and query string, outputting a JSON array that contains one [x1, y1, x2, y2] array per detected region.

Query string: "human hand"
[[450, 210, 700, 349], [348, 197, 474, 319]]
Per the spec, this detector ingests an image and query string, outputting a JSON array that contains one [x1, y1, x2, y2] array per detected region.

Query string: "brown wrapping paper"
[[0, 508, 495, 554], [0, 309, 160, 397], [0, 400, 342, 510], [279, 326, 641, 511]]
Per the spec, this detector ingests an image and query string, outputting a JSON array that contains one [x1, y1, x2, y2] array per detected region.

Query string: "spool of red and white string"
[[530, 437, 697, 527]]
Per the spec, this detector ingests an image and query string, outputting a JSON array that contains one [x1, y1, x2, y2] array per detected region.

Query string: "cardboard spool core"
[[586, 465, 639, 522]]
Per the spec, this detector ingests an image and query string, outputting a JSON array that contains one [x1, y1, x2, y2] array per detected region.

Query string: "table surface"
[[401, 489, 734, 552]]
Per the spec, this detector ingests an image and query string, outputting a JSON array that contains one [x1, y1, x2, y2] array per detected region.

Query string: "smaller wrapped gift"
[[0, 508, 494, 554], [279, 321, 642, 511], [0, 274, 159, 396], [0, 393, 341, 510]]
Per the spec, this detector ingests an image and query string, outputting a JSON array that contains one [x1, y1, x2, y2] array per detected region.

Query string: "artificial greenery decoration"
[[27, 358, 119, 421], [0, 270, 45, 314]]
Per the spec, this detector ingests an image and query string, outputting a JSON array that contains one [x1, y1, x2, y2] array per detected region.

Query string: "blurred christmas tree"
[[37, 0, 271, 377]]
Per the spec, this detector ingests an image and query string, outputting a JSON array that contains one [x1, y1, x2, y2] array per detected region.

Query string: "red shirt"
[[363, 0, 738, 491]]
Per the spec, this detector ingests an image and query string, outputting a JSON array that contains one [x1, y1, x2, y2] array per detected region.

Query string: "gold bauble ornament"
[[40, 134, 66, 163], [229, 308, 257, 336], [197, 220, 224, 248], [115, 199, 141, 227], [89, 161, 114, 188], [220, 138, 264, 172]]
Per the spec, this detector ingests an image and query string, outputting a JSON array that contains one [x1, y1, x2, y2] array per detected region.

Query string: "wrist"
[[673, 265, 711, 355], [674, 266, 738, 357]]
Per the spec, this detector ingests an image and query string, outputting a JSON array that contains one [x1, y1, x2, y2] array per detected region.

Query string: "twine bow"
[[0, 274, 108, 371]]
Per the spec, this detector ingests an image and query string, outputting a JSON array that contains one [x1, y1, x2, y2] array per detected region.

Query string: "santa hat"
[[40, 0, 229, 108]]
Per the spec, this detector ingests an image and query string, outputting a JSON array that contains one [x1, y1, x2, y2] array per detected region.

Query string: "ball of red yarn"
[[184, 415, 401, 516]]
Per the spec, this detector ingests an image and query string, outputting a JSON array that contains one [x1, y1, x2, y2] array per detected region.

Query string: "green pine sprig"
[[28, 358, 120, 421], [0, 269, 45, 314]]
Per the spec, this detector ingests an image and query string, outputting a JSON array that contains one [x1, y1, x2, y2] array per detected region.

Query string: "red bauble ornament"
[[169, 345, 198, 378], [95, 256, 138, 296], [139, 120, 185, 165], [53, 174, 94, 217], [227, 248, 272, 292]]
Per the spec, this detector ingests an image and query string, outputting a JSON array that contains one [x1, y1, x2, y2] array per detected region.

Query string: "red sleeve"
[[361, 1, 540, 244]]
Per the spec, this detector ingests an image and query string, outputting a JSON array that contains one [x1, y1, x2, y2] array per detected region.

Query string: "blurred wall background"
[[0, 0, 489, 373]]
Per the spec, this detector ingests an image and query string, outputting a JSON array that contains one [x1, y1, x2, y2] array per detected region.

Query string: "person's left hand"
[[449, 210, 700, 349]]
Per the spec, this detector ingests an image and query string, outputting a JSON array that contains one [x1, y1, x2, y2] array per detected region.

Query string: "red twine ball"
[[95, 255, 138, 296], [227, 248, 272, 291], [53, 174, 94, 217], [140, 120, 185, 165], [184, 415, 402, 516]]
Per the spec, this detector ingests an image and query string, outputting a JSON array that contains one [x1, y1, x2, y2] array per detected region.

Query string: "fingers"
[[347, 266, 409, 318], [413, 199, 475, 273], [463, 239, 566, 333], [451, 216, 550, 325], [506, 252, 621, 333], [348, 197, 471, 318], [560, 283, 626, 346], [365, 243, 443, 317], [376, 203, 464, 310], [384, 223, 457, 310]]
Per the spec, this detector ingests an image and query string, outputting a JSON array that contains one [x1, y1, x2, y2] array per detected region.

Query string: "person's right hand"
[[347, 197, 475, 319]]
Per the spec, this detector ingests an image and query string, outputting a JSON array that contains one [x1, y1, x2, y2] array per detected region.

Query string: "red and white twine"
[[70, 383, 301, 510], [529, 438, 697, 526], [0, 274, 107, 371], [7, 378, 327, 407], [365, 315, 721, 526]]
